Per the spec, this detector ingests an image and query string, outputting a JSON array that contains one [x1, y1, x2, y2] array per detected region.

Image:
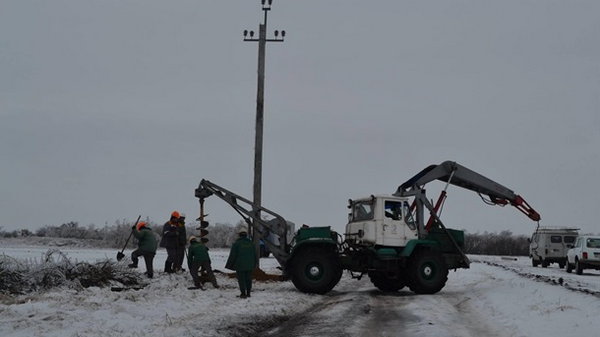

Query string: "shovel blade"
[[116, 252, 125, 261]]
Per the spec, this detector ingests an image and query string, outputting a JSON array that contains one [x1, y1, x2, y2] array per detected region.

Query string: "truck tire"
[[290, 247, 342, 294], [541, 260, 549, 268], [406, 250, 448, 295], [565, 262, 573, 273], [368, 271, 406, 292], [575, 259, 583, 275], [532, 258, 540, 267]]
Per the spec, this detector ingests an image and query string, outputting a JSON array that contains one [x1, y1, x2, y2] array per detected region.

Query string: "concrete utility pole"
[[243, 0, 285, 263]]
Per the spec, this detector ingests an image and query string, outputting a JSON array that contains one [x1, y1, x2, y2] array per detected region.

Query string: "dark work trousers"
[[131, 249, 155, 277], [189, 261, 219, 287], [176, 246, 186, 271], [165, 247, 177, 273], [236, 270, 253, 296]]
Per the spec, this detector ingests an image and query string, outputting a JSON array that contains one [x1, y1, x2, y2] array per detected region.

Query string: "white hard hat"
[[238, 227, 248, 234]]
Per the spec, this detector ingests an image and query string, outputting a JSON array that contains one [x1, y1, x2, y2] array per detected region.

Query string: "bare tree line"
[[2, 223, 533, 256], [463, 230, 529, 256], [0, 219, 245, 249]]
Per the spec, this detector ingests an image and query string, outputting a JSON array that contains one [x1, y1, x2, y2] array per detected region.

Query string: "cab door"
[[381, 200, 406, 247]]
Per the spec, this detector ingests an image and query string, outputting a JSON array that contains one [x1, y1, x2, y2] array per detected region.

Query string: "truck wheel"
[[575, 259, 583, 275], [406, 250, 448, 294], [565, 262, 573, 273], [541, 260, 549, 268], [558, 262, 565, 269], [290, 247, 342, 294], [368, 271, 406, 292], [532, 258, 540, 267]]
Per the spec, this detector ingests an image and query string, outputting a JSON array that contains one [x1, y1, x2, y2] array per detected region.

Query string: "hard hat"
[[188, 235, 197, 243], [238, 227, 248, 234], [136, 221, 146, 231], [171, 211, 180, 218]]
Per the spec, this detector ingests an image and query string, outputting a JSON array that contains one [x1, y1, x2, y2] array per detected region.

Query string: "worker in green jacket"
[[129, 221, 158, 278], [187, 235, 219, 289], [225, 227, 257, 298]]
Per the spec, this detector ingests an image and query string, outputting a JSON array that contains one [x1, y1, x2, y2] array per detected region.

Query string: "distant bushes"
[[464, 230, 529, 256], [4, 223, 534, 256], [2, 219, 241, 249]]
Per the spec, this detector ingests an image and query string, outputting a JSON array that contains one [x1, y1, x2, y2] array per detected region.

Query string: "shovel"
[[116, 215, 141, 261]]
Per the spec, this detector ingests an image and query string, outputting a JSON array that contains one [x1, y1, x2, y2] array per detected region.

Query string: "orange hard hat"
[[136, 221, 146, 231], [171, 211, 180, 218]]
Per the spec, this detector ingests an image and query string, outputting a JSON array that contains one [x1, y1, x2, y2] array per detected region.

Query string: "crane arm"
[[194, 179, 291, 267], [395, 161, 540, 222]]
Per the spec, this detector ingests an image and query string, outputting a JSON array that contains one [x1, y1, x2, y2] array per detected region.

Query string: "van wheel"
[[558, 262, 565, 269], [565, 262, 573, 273], [541, 260, 548, 268], [532, 258, 540, 267], [575, 259, 583, 275]]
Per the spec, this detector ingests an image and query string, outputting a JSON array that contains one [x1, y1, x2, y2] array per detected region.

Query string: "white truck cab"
[[345, 195, 418, 247]]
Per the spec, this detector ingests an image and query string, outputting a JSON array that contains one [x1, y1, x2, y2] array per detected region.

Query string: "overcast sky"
[[1, 0, 599, 236]]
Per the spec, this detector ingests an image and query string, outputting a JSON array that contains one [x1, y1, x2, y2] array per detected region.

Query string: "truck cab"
[[345, 195, 418, 247]]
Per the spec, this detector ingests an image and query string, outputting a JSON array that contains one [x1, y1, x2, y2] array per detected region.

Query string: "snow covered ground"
[[1, 246, 599, 337]]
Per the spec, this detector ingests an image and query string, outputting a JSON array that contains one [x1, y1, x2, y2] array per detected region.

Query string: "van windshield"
[[564, 236, 576, 244]]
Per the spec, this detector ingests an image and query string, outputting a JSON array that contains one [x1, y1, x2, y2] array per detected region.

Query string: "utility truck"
[[194, 161, 540, 294], [528, 227, 579, 268]]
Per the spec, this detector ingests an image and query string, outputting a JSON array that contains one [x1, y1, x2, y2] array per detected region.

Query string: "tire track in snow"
[[255, 280, 507, 337], [477, 261, 600, 298]]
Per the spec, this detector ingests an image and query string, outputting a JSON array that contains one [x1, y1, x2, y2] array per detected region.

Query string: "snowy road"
[[263, 256, 600, 337], [2, 247, 600, 337]]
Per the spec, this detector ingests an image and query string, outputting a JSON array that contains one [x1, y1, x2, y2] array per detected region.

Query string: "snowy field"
[[1, 245, 600, 337]]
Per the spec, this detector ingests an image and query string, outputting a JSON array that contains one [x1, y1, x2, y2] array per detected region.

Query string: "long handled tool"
[[116, 215, 141, 261]]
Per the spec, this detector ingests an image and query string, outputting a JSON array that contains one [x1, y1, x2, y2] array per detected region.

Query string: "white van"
[[529, 227, 579, 268]]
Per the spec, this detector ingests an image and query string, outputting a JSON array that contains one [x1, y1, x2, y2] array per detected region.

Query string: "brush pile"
[[0, 249, 143, 295]]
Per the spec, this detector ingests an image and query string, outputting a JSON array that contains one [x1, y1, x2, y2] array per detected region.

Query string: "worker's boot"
[[164, 261, 172, 273], [128, 263, 138, 268]]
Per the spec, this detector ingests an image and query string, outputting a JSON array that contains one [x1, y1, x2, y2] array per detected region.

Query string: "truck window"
[[352, 201, 374, 222], [564, 236, 576, 244], [403, 201, 417, 230], [384, 201, 402, 221], [550, 236, 562, 243], [586, 238, 600, 248]]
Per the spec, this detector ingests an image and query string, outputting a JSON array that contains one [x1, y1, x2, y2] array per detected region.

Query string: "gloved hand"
[[131, 225, 136, 230]]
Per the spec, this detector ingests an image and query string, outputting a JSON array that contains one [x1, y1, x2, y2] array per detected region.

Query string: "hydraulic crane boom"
[[194, 179, 292, 268], [395, 160, 541, 222]]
